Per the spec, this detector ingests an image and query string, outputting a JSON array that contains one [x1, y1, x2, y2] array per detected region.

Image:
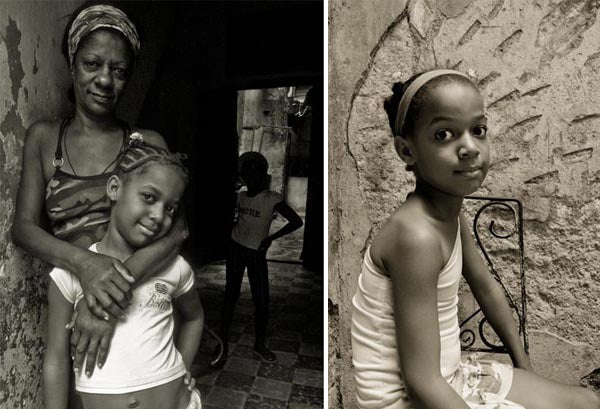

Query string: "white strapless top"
[[351, 225, 462, 408]]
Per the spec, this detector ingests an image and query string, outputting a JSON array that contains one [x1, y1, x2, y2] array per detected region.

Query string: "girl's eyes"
[[472, 125, 488, 138], [434, 125, 488, 141], [434, 129, 454, 141], [141, 193, 155, 203]]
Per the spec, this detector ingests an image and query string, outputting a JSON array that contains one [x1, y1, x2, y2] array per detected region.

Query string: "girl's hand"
[[514, 355, 533, 372], [183, 370, 196, 391], [78, 252, 134, 320], [258, 237, 273, 252]]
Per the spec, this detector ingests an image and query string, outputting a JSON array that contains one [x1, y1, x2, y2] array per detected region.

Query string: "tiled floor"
[[191, 214, 324, 409]]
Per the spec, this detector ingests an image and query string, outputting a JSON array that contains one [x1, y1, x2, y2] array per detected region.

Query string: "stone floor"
[[190, 214, 324, 409]]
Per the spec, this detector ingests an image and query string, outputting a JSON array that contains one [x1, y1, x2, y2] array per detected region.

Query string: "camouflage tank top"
[[45, 118, 129, 248]]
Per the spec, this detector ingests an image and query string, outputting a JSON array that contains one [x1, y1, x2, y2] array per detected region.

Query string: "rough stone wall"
[[0, 1, 82, 407], [330, 0, 600, 407]]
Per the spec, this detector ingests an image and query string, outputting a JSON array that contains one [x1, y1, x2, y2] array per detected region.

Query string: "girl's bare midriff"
[[80, 375, 191, 409]]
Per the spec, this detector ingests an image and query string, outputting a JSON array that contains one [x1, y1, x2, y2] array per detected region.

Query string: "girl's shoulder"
[[370, 206, 443, 276]]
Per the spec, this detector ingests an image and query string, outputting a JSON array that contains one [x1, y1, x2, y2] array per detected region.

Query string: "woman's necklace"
[[63, 121, 79, 176]]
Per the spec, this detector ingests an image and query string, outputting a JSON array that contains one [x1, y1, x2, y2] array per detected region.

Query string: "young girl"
[[214, 151, 303, 365], [44, 139, 203, 409], [351, 69, 600, 409]]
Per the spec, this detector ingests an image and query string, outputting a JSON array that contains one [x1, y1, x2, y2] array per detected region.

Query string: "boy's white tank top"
[[351, 225, 462, 408]]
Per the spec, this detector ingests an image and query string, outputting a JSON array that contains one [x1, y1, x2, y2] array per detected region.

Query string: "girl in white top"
[[351, 69, 600, 409], [44, 139, 204, 409]]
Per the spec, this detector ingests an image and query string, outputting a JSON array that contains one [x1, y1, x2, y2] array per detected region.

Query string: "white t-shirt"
[[49, 243, 195, 394], [231, 190, 283, 250]]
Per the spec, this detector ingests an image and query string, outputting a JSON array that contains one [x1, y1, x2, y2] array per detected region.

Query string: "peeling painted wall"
[[0, 1, 82, 407], [238, 88, 290, 194], [330, 0, 600, 407]]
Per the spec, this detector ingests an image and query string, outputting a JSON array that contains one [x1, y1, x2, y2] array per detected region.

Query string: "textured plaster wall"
[[329, 0, 600, 407], [0, 1, 82, 407]]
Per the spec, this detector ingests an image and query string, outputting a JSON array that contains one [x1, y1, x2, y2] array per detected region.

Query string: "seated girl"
[[44, 139, 204, 409], [351, 69, 600, 409]]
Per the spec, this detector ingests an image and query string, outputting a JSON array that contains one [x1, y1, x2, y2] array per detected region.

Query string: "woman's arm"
[[125, 211, 188, 286], [44, 281, 74, 409], [459, 213, 531, 370], [173, 288, 204, 369], [13, 122, 132, 317], [258, 201, 303, 251], [374, 219, 470, 409]]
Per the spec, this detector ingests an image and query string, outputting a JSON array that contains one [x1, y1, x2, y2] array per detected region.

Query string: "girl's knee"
[[579, 388, 600, 409], [569, 387, 600, 409]]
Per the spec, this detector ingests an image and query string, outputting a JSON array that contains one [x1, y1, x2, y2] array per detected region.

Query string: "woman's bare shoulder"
[[132, 127, 168, 149], [24, 119, 62, 158], [26, 119, 60, 142]]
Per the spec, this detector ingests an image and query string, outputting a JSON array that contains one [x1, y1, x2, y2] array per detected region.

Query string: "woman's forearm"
[[125, 237, 180, 286], [12, 218, 88, 277]]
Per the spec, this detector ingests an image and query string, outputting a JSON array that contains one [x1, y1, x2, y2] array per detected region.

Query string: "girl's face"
[[240, 162, 268, 191], [108, 165, 186, 249], [72, 29, 132, 118], [403, 81, 490, 197]]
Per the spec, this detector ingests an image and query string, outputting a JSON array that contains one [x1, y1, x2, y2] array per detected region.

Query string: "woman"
[[12, 3, 186, 407]]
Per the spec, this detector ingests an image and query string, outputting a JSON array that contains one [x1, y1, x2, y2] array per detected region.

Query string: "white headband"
[[393, 69, 471, 136]]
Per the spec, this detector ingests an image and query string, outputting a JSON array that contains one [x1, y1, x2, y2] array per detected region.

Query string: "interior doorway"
[[236, 86, 313, 262]]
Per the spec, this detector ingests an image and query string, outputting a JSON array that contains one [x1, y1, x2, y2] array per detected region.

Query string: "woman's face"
[[72, 29, 133, 118], [404, 81, 490, 197]]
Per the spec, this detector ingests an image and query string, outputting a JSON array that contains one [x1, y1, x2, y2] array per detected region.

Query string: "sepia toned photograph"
[[329, 0, 600, 408]]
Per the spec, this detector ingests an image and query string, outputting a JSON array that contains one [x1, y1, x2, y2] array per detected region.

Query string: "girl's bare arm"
[[374, 219, 470, 409], [459, 213, 531, 369], [44, 281, 74, 409], [174, 287, 204, 369], [258, 201, 303, 251]]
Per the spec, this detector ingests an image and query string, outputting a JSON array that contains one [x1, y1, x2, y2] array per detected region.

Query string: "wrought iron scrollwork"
[[459, 196, 528, 354]]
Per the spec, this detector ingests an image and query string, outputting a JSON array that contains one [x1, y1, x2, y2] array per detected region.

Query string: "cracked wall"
[[330, 0, 600, 407], [0, 1, 82, 407]]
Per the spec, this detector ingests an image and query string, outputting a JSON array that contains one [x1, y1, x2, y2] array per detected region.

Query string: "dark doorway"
[[117, 1, 323, 269]]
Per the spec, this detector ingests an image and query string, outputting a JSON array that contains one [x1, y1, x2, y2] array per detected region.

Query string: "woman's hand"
[[168, 210, 189, 246], [77, 251, 134, 320], [66, 302, 116, 377]]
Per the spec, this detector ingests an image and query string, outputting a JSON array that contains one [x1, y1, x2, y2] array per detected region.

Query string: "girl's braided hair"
[[383, 71, 476, 138], [117, 134, 189, 184]]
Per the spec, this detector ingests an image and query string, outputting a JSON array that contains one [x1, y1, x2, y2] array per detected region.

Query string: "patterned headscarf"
[[67, 4, 140, 67], [118, 133, 188, 180]]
